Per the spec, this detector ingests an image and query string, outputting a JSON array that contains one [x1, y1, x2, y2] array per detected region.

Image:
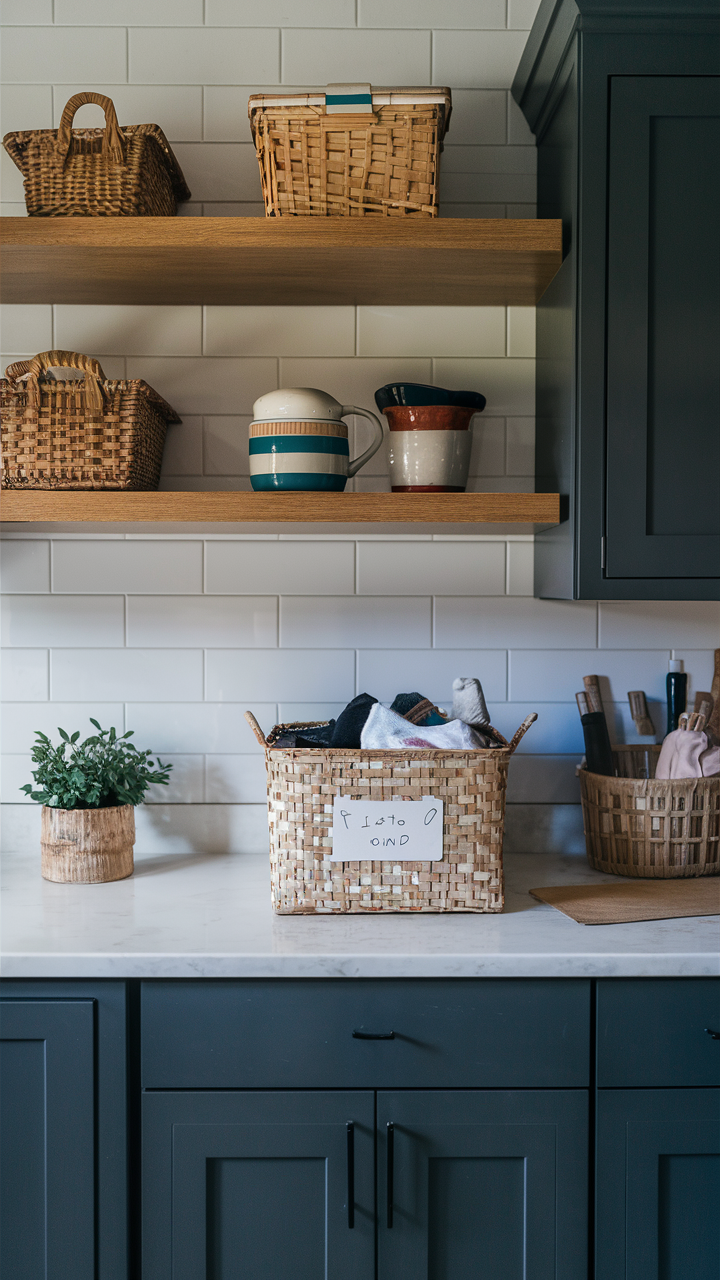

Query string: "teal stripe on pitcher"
[[251, 473, 347, 492], [249, 436, 349, 456]]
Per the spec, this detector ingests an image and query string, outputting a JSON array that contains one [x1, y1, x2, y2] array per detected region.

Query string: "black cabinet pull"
[[705, 1028, 720, 1041], [346, 1122, 355, 1229], [352, 1029, 395, 1040], [386, 1122, 394, 1229]]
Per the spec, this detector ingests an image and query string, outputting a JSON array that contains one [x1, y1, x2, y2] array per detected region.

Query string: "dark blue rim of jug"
[[374, 383, 486, 413]]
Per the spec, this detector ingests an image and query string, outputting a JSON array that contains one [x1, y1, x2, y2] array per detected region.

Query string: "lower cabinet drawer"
[[141, 978, 590, 1089], [597, 978, 720, 1086]]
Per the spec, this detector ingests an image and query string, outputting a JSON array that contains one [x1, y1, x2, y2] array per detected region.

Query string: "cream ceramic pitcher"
[[249, 388, 384, 491]]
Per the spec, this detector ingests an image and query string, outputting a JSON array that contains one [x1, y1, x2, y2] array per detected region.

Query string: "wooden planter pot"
[[41, 804, 135, 883]]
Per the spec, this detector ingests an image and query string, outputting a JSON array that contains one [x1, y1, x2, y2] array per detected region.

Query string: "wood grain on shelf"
[[0, 217, 562, 306], [0, 490, 560, 525]]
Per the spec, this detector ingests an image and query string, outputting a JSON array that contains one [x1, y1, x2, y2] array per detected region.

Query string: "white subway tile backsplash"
[[487, 702, 584, 754], [509, 650, 673, 703], [0, 305, 52, 354], [279, 358, 432, 416], [360, 0, 504, 25], [127, 595, 277, 647], [1, 703, 125, 754], [433, 30, 528, 90], [507, 307, 536, 357], [205, 754, 267, 804], [469, 417, 505, 476], [171, 142, 260, 202], [144, 754, 204, 804], [442, 90, 507, 146], [435, 597, 597, 649], [161, 418, 204, 476], [598, 601, 720, 650], [1, 803, 42, 849], [126, 702, 274, 754], [506, 540, 534, 595], [126, 357, 276, 416], [277, 702, 346, 723], [505, 417, 535, 474], [51, 649, 203, 702], [508, 94, 535, 145], [1, 756, 34, 805], [506, 755, 581, 804], [133, 802, 267, 855], [208, 0, 355, 23], [205, 540, 355, 595], [508, 0, 542, 29], [281, 28, 431, 85], [203, 86, 258, 142], [0, 541, 50, 593], [55, 0, 203, 23], [206, 649, 355, 702], [129, 27, 279, 85], [280, 596, 431, 649], [0, 650, 48, 702], [357, 540, 506, 595], [54, 305, 202, 356], [52, 540, 203, 594], [51, 86, 203, 141], [1, 27, 128, 85], [442, 173, 536, 203], [1, 595, 125, 647], [203, 417, 251, 476], [1, 85, 53, 134], [204, 307, 356, 357], [442, 146, 536, 175], [434, 358, 535, 416], [2, 0, 52, 22], [357, 649, 507, 704], [356, 307, 505, 358], [1, 148, 28, 203]]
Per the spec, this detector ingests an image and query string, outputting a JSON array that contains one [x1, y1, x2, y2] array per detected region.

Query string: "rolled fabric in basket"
[[360, 703, 488, 750], [655, 728, 720, 779]]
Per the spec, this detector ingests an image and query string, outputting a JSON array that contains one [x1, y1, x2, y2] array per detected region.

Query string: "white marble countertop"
[[2, 847, 718, 979]]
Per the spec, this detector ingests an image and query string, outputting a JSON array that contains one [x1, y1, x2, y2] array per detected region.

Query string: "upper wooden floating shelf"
[[0, 217, 562, 307], [0, 490, 560, 529]]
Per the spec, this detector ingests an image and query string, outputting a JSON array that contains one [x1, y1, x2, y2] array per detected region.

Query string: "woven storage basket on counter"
[[3, 91, 191, 216], [580, 745, 720, 878], [0, 350, 180, 490], [249, 86, 451, 218], [245, 710, 536, 914]]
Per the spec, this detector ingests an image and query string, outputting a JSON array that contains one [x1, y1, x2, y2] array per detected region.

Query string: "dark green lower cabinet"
[[143, 1088, 588, 1280], [596, 1089, 720, 1280]]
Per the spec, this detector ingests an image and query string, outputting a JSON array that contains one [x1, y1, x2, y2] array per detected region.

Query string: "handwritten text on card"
[[330, 797, 444, 862]]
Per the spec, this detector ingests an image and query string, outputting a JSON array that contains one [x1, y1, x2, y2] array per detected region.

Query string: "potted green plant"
[[21, 720, 172, 883]]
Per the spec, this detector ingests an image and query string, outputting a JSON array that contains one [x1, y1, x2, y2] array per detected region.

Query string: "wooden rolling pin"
[[628, 690, 655, 736]]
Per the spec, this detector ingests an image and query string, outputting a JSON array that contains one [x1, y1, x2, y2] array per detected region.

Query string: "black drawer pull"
[[346, 1122, 355, 1229], [705, 1028, 720, 1041], [352, 1029, 395, 1040], [386, 1122, 394, 1229]]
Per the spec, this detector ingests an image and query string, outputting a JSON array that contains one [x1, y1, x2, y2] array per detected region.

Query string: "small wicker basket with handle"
[[3, 91, 191, 216], [245, 710, 537, 914], [1, 350, 181, 490]]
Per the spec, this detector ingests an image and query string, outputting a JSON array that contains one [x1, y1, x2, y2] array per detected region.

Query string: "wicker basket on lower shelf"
[[245, 710, 536, 914], [580, 745, 720, 878]]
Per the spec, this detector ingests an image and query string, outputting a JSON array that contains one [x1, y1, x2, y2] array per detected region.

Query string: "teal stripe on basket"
[[251, 473, 347, 492], [250, 436, 349, 456], [326, 93, 372, 106]]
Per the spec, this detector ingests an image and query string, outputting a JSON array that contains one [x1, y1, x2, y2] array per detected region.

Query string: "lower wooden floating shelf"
[[0, 491, 560, 526]]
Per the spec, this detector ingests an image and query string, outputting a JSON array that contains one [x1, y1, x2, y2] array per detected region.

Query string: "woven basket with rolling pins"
[[245, 710, 537, 914], [2, 91, 190, 217], [0, 350, 181, 490]]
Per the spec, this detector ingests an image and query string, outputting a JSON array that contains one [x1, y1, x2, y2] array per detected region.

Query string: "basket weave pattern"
[[580, 747, 719, 878], [3, 92, 190, 217], [1, 350, 180, 490], [251, 105, 443, 218]]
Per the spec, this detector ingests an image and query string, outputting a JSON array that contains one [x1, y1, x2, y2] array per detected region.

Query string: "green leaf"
[[58, 728, 70, 742], [89, 718, 102, 730]]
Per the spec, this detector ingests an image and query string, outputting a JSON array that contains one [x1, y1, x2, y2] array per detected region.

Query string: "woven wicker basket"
[[580, 746, 720, 878], [249, 87, 451, 218], [3, 91, 191, 217], [245, 710, 536, 914], [1, 350, 180, 490]]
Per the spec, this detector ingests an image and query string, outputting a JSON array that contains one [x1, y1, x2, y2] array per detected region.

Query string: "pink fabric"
[[655, 729, 720, 779]]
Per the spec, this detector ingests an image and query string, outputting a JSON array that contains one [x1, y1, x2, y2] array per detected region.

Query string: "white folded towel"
[[360, 702, 488, 750]]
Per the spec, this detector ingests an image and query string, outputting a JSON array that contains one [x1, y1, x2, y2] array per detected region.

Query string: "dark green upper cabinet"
[[512, 0, 720, 599]]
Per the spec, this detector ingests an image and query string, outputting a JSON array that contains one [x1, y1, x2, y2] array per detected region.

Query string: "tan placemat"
[[529, 878, 720, 924]]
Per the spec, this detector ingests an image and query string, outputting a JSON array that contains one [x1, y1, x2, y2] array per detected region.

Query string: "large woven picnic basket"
[[245, 710, 536, 914], [249, 86, 452, 218], [1, 350, 180, 490], [3, 91, 191, 217], [580, 745, 720, 878]]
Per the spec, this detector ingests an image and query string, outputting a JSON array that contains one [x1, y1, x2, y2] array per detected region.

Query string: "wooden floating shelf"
[[0, 490, 560, 527], [0, 217, 563, 307]]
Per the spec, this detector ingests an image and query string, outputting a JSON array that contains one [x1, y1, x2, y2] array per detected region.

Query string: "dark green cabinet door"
[[0, 1000, 95, 1280], [376, 1090, 588, 1280], [606, 76, 720, 580], [596, 1089, 720, 1280], [143, 1091, 375, 1280]]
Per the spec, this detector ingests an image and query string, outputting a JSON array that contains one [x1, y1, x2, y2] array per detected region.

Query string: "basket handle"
[[9, 350, 106, 417], [56, 92, 125, 167], [506, 713, 538, 755], [244, 710, 269, 747]]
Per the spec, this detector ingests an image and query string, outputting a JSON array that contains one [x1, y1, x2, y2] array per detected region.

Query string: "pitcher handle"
[[343, 405, 384, 478]]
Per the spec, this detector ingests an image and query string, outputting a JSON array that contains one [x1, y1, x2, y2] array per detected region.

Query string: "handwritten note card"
[[330, 797, 444, 862]]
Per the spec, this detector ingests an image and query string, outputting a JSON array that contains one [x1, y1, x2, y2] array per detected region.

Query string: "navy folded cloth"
[[295, 722, 336, 748], [330, 693, 378, 748]]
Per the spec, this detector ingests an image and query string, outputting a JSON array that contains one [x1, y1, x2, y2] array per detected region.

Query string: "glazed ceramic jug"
[[249, 388, 384, 491], [374, 383, 486, 492]]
